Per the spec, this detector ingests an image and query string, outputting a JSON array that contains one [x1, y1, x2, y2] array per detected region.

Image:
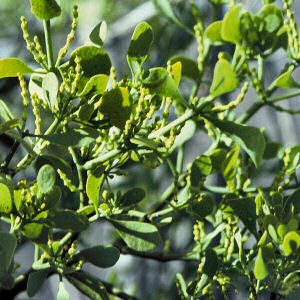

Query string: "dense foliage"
[[1, 0, 300, 299]]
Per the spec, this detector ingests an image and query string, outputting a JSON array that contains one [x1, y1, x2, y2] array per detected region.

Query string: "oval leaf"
[[30, 0, 61, 20], [142, 67, 187, 107], [120, 187, 146, 208], [66, 271, 109, 300], [52, 210, 89, 232], [221, 5, 241, 44], [274, 66, 300, 89], [0, 58, 33, 79], [0, 231, 17, 273], [283, 231, 300, 256], [27, 270, 49, 297], [168, 56, 200, 82], [37, 164, 56, 194], [42, 72, 59, 109], [69, 46, 111, 93], [86, 165, 105, 208], [89, 21, 108, 47], [110, 218, 161, 251], [254, 248, 268, 280], [205, 21, 224, 44], [57, 281, 70, 300], [210, 58, 237, 98], [99, 87, 132, 129], [127, 22, 154, 77], [73, 245, 120, 268], [207, 117, 266, 168]]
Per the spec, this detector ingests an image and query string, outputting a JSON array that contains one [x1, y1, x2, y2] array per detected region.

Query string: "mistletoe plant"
[[1, 0, 300, 299]]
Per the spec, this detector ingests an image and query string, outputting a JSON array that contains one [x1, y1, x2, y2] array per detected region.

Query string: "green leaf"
[[42, 72, 59, 109], [170, 120, 196, 152], [66, 271, 109, 300], [226, 197, 258, 237], [258, 4, 283, 34], [222, 145, 239, 189], [29, 73, 44, 100], [203, 249, 218, 278], [120, 188, 146, 208], [69, 46, 111, 93], [263, 142, 283, 159], [86, 165, 105, 208], [141, 67, 187, 107], [210, 58, 237, 98], [221, 5, 241, 44], [57, 281, 70, 300], [73, 245, 120, 268], [110, 218, 161, 251], [22, 211, 48, 240], [285, 188, 300, 215], [0, 119, 20, 134], [254, 248, 268, 280], [38, 128, 98, 148], [152, 0, 187, 30], [169, 61, 182, 86], [99, 87, 132, 129], [207, 117, 266, 168], [187, 194, 215, 219], [30, 0, 61, 20], [0, 231, 17, 274], [44, 185, 61, 211], [78, 74, 109, 97], [0, 58, 33, 79], [52, 210, 89, 232], [0, 180, 13, 214], [89, 21, 107, 47], [0, 99, 14, 122], [283, 231, 300, 256], [39, 154, 72, 178], [204, 21, 224, 44], [127, 22, 154, 77], [274, 66, 300, 89], [209, 148, 227, 172], [37, 164, 56, 194], [27, 270, 49, 297], [168, 56, 200, 82]]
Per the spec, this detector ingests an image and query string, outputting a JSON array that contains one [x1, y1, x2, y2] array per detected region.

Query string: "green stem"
[[83, 148, 122, 170], [176, 145, 184, 173], [268, 89, 300, 103], [69, 147, 85, 208], [34, 245, 39, 262], [43, 20, 55, 71]]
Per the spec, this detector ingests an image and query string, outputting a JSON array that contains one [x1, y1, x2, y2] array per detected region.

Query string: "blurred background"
[[1, 0, 300, 299]]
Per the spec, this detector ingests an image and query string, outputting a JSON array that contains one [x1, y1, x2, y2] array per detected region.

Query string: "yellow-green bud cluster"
[[57, 169, 80, 192], [56, 5, 79, 67]]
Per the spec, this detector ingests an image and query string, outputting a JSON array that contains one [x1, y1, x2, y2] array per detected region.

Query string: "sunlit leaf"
[[37, 164, 56, 194], [0, 58, 33, 79], [99, 87, 132, 129], [221, 5, 241, 44], [110, 218, 161, 251], [127, 22, 153, 77], [210, 58, 237, 98], [89, 21, 107, 47], [29, 0, 61, 20], [254, 248, 268, 280], [168, 56, 200, 81]]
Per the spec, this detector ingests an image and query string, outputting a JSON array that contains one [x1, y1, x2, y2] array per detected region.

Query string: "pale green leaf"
[[57, 281, 70, 300], [210, 58, 237, 98], [127, 22, 153, 77], [86, 165, 105, 208], [254, 248, 268, 280], [0, 58, 33, 79], [37, 164, 56, 194], [168, 56, 200, 82], [99, 87, 132, 129], [42, 72, 59, 109], [221, 5, 241, 44], [274, 66, 300, 89], [30, 0, 61, 20], [89, 21, 107, 47], [205, 21, 224, 44]]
